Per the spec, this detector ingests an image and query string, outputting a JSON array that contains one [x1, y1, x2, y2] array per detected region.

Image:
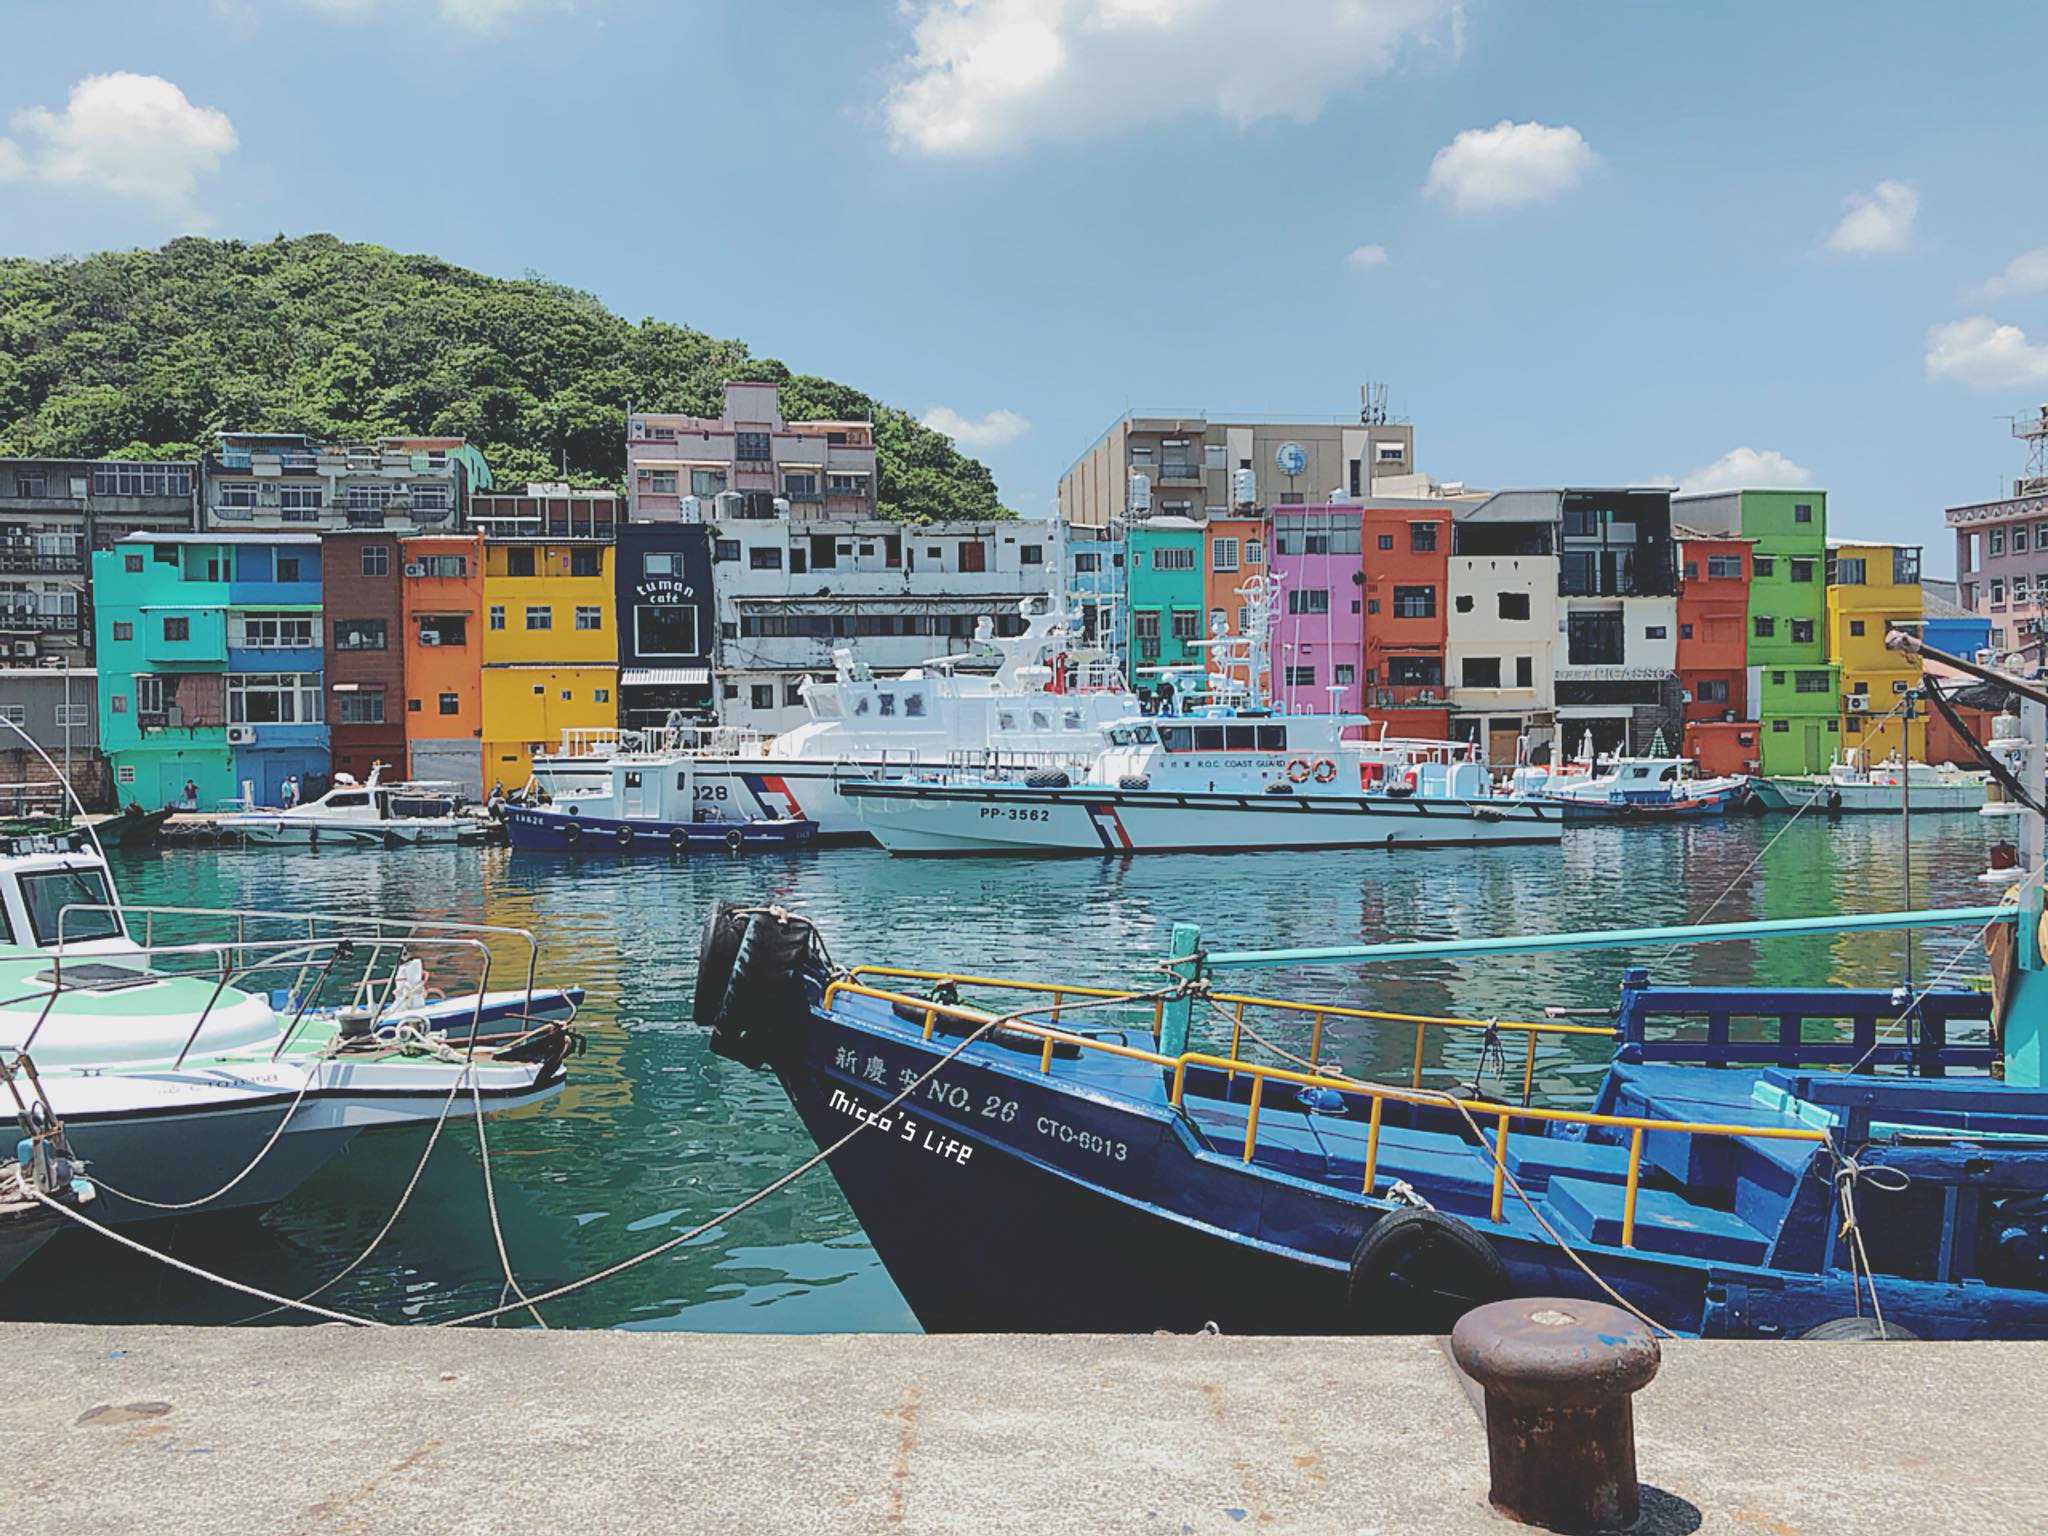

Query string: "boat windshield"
[[19, 866, 123, 946]]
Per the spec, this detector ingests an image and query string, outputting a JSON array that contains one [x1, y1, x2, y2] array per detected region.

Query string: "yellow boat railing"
[[822, 975, 1829, 1250], [845, 965, 1614, 1102]]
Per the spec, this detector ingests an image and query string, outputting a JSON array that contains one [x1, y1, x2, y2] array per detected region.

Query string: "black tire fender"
[[1345, 1207, 1508, 1334], [693, 900, 750, 1032], [711, 909, 814, 1068], [563, 820, 583, 845], [1799, 1315, 1920, 1341], [615, 824, 636, 849], [670, 827, 691, 853]]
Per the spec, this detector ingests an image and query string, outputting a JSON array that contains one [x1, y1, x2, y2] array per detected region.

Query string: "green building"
[[1123, 519, 1205, 688], [1674, 488, 1834, 774]]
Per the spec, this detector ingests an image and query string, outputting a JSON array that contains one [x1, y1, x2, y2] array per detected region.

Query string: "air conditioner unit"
[[1846, 694, 1869, 712], [1891, 679, 1909, 694], [419, 631, 441, 646], [404, 562, 426, 577], [226, 725, 256, 745]]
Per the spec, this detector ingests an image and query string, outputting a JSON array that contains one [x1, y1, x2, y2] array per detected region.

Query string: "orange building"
[[1202, 516, 1267, 693], [400, 532, 485, 795], [1360, 500, 1450, 740], [1676, 530, 1758, 775]]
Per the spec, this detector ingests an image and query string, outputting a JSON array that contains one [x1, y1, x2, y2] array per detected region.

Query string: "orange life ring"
[[1402, 767, 1420, 791], [1286, 759, 1312, 784], [1311, 759, 1337, 784]]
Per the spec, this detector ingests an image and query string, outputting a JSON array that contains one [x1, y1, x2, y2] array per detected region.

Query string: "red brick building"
[[1675, 529, 1757, 775], [322, 530, 408, 782], [1360, 500, 1451, 740]]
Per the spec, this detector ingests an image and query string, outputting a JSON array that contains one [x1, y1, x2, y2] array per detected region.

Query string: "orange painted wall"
[[400, 533, 484, 781], [1683, 719, 1762, 777], [1361, 503, 1449, 739], [1202, 516, 1267, 692], [1676, 535, 1751, 725]]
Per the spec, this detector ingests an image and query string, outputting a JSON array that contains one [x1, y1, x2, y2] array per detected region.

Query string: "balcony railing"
[[1373, 685, 1448, 707], [0, 548, 84, 574], [0, 611, 82, 633], [1156, 462, 1204, 482]]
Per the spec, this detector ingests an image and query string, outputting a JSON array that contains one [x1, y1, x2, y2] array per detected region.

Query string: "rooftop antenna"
[[2016, 405, 2048, 497], [1360, 382, 1389, 426]]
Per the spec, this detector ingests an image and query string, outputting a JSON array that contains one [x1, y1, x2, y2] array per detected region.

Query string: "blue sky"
[[5, 0, 2048, 571]]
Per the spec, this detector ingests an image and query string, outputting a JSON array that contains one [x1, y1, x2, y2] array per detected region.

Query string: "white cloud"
[[1679, 448, 1814, 494], [1924, 317, 2048, 388], [922, 405, 1032, 448], [1824, 179, 1916, 254], [1972, 246, 2048, 300], [885, 0, 1459, 155], [0, 73, 236, 225], [1344, 243, 1390, 270], [1421, 120, 1595, 213]]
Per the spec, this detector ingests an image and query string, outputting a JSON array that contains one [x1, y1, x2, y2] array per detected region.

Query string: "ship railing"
[[821, 975, 1828, 1249], [843, 965, 1611, 1103], [42, 902, 562, 1056], [9, 927, 514, 1070]]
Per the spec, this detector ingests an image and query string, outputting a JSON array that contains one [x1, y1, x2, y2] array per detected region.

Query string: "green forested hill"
[[0, 234, 1010, 521]]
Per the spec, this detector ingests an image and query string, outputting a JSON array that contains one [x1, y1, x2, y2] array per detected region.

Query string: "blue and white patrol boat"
[[503, 736, 815, 854], [1508, 754, 1755, 821], [704, 632, 2048, 1338]]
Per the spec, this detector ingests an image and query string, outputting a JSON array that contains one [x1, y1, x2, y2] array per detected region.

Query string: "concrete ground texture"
[[4, 1325, 2041, 1534]]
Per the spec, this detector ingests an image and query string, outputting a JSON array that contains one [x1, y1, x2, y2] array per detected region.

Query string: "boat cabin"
[[551, 750, 739, 825], [1094, 710, 1492, 798], [0, 830, 127, 953]]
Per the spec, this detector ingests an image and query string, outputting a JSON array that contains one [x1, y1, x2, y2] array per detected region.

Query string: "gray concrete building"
[[626, 381, 880, 525], [200, 434, 490, 534], [1058, 389, 1419, 531], [0, 665, 104, 811], [0, 457, 197, 667]]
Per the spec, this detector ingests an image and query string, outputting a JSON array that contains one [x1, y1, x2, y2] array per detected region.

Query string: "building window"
[[112, 621, 133, 641], [110, 694, 127, 714], [2018, 527, 2034, 555], [595, 688, 609, 704], [277, 557, 301, 582], [1991, 579, 2007, 607], [1170, 608, 1203, 641], [233, 612, 317, 649], [1644, 625, 1667, 640], [163, 616, 190, 642], [1409, 522, 1438, 553], [1834, 556, 1866, 586], [94, 463, 192, 497], [525, 605, 552, 630], [1455, 594, 1474, 613], [134, 674, 164, 714], [570, 548, 601, 577], [1151, 546, 1196, 571], [418, 615, 466, 647], [1285, 665, 1316, 688], [715, 540, 740, 563], [1990, 528, 2007, 556], [489, 605, 506, 630], [216, 482, 259, 510], [337, 689, 386, 725], [1132, 611, 1160, 641], [1793, 503, 1813, 523], [1210, 538, 1239, 572], [1683, 562, 1698, 581], [1462, 657, 1502, 688], [691, 468, 726, 498], [643, 553, 677, 578], [750, 547, 782, 570], [1073, 552, 1102, 574], [124, 553, 144, 573], [1497, 592, 1529, 620], [1515, 656, 1533, 688], [1789, 558, 1815, 583], [1706, 554, 1741, 578], [361, 544, 391, 577], [646, 470, 679, 495], [1791, 619, 1814, 644], [278, 487, 323, 518], [750, 684, 775, 711], [782, 471, 819, 500], [1244, 540, 1263, 566], [636, 606, 700, 657], [1567, 612, 1625, 665], [418, 554, 468, 578], [1288, 589, 1331, 615], [1848, 619, 1866, 637], [1679, 622, 1694, 640], [1392, 586, 1437, 619], [1752, 555, 1775, 579], [1893, 547, 1921, 585], [1334, 663, 1356, 686], [1795, 670, 1831, 693], [226, 671, 324, 724], [1377, 534, 1394, 551], [735, 432, 771, 462], [1753, 615, 1776, 637], [1020, 544, 1044, 566], [1697, 679, 1729, 702], [575, 605, 603, 630], [1772, 719, 1789, 732], [507, 547, 537, 577], [333, 618, 387, 651], [436, 692, 459, 715]]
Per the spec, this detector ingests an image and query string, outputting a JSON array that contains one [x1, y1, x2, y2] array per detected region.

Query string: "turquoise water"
[[3, 813, 2007, 1329]]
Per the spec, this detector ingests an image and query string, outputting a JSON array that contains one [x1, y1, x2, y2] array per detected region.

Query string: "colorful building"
[[1675, 530, 1758, 776], [615, 523, 715, 730], [1826, 538, 1925, 763], [92, 533, 325, 808], [1199, 515, 1266, 697], [1061, 527, 1126, 666], [479, 535, 618, 785], [1123, 519, 1205, 692], [1447, 492, 1559, 765], [323, 531, 407, 783], [1945, 409, 2048, 652], [400, 532, 485, 795], [202, 433, 489, 534], [1360, 500, 1450, 740], [1270, 508, 1365, 713]]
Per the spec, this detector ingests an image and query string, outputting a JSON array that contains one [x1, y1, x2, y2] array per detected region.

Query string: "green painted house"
[[1674, 488, 1833, 773], [1123, 519, 1206, 689]]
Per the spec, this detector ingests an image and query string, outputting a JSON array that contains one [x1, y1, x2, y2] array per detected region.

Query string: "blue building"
[[1060, 527, 1126, 675]]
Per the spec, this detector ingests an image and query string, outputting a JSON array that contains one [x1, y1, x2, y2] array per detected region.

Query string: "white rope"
[[83, 1061, 325, 1212], [468, 1048, 545, 1327], [28, 1187, 386, 1327]]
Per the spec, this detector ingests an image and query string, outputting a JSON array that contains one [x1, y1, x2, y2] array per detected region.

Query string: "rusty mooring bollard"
[[1451, 1297, 1660, 1532]]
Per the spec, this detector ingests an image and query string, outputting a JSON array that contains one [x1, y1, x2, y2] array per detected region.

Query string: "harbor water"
[[6, 812, 2010, 1331]]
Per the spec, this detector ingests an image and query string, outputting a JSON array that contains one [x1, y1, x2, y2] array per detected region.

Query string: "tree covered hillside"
[[0, 234, 1010, 521]]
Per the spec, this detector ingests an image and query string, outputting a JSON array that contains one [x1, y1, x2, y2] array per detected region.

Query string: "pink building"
[[1949, 486, 2048, 652], [1270, 506, 1365, 713]]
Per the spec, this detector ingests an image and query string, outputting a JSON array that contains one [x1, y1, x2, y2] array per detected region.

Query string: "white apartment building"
[[1446, 492, 1559, 765], [627, 381, 878, 524], [711, 514, 1057, 735], [201, 434, 489, 533]]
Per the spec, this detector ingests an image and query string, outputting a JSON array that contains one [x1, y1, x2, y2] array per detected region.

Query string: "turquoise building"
[[93, 533, 327, 808], [1123, 519, 1205, 688]]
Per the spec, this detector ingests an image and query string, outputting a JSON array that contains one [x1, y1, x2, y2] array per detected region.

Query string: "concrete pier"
[[8, 1326, 2043, 1533]]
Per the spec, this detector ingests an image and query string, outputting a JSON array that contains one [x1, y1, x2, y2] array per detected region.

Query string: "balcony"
[[1156, 462, 1204, 483], [346, 509, 390, 529], [0, 546, 84, 574], [0, 610, 83, 633], [1373, 685, 1448, 708]]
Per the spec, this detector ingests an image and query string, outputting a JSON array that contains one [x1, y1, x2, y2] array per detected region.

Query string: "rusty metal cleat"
[[1451, 1297, 1661, 1532]]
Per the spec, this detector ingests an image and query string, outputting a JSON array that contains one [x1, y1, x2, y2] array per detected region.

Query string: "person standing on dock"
[[181, 778, 198, 811], [281, 776, 299, 810]]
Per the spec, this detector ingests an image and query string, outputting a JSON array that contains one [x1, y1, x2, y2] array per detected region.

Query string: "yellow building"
[[479, 537, 618, 785], [1824, 539, 1925, 763]]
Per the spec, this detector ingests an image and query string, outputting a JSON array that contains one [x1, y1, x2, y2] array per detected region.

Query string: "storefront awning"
[[621, 667, 710, 686]]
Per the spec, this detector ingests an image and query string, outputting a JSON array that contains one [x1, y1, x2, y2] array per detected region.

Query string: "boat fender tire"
[[1264, 781, 1294, 796], [726, 828, 745, 851], [670, 827, 691, 853], [615, 824, 636, 849], [1799, 1315, 1920, 1341], [1344, 1208, 1508, 1334], [1118, 775, 1150, 791], [711, 910, 814, 1069], [1386, 783, 1415, 800], [1026, 769, 1071, 789], [563, 821, 583, 845], [693, 900, 751, 1031]]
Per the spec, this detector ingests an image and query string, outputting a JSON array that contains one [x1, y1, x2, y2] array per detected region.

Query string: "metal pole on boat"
[[1158, 922, 1201, 1055], [1901, 691, 1913, 993]]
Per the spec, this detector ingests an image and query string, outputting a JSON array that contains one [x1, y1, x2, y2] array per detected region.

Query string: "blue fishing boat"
[[700, 641, 2048, 1338], [501, 740, 815, 854]]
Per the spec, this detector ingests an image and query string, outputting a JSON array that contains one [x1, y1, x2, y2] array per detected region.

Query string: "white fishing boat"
[[528, 599, 1136, 840], [1507, 755, 1755, 821], [221, 764, 487, 846], [1764, 754, 1986, 814], [840, 576, 1559, 856], [0, 825, 576, 1222]]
